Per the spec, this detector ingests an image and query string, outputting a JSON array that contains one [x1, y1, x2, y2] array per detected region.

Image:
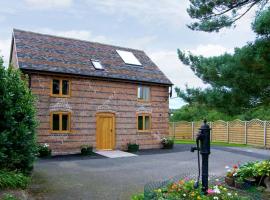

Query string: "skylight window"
[[116, 50, 142, 66], [91, 60, 103, 70]]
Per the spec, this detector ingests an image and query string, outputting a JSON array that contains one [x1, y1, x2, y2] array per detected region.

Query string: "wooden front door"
[[96, 113, 115, 150]]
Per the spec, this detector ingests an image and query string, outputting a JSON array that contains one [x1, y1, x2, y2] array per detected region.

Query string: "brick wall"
[[30, 73, 170, 155]]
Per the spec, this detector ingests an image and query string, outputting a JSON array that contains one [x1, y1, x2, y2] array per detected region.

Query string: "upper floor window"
[[137, 86, 150, 101], [51, 78, 70, 97], [137, 114, 151, 132], [50, 112, 71, 133]]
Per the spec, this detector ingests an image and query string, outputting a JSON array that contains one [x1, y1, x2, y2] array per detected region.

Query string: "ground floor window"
[[50, 112, 71, 133], [137, 114, 151, 132]]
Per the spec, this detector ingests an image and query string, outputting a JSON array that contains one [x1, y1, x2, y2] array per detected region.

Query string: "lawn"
[[175, 139, 248, 147]]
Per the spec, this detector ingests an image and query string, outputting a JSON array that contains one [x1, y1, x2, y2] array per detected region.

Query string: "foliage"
[[177, 8, 270, 118], [132, 178, 251, 200], [236, 162, 258, 180], [131, 193, 144, 200], [0, 170, 29, 189], [1, 194, 20, 200], [161, 137, 174, 149], [127, 143, 139, 152], [187, 0, 269, 32], [38, 143, 52, 158], [0, 62, 37, 174], [170, 104, 234, 121], [228, 160, 270, 180], [80, 145, 93, 156]]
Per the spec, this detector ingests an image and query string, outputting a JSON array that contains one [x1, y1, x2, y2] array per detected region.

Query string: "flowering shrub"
[[226, 165, 239, 178], [132, 178, 251, 200], [227, 160, 270, 180], [38, 143, 52, 157], [161, 137, 174, 149], [127, 143, 139, 152], [81, 145, 93, 156]]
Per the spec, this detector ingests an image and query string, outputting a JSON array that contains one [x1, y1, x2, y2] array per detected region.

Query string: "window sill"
[[50, 94, 71, 98], [137, 99, 151, 103], [50, 130, 72, 134], [137, 130, 151, 133]]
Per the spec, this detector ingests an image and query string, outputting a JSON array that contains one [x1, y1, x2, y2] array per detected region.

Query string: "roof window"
[[91, 60, 103, 70], [116, 50, 142, 66]]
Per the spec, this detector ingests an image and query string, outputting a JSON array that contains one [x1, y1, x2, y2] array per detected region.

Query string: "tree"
[[187, 0, 269, 32], [0, 58, 37, 173], [176, 8, 270, 118]]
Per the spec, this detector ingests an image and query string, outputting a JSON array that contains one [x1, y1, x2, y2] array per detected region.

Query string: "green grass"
[[175, 139, 248, 147], [0, 170, 29, 190]]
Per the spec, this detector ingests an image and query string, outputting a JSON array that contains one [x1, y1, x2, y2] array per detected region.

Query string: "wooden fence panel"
[[211, 120, 227, 142], [174, 121, 192, 140], [247, 119, 264, 146], [193, 121, 202, 139], [266, 122, 270, 148], [229, 120, 245, 144], [169, 122, 174, 137], [169, 119, 269, 147]]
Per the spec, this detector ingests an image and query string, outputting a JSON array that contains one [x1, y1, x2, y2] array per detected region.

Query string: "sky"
[[0, 0, 258, 108]]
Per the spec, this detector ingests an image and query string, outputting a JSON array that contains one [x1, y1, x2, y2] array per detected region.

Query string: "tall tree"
[[177, 7, 270, 116], [0, 58, 37, 173], [187, 0, 269, 32]]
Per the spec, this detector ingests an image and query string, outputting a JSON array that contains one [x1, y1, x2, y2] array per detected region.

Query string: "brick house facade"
[[9, 29, 172, 155]]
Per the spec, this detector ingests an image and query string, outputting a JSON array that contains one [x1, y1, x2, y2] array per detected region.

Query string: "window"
[[137, 86, 150, 101], [51, 78, 70, 97], [116, 50, 142, 65], [91, 60, 103, 70], [137, 114, 151, 131], [50, 112, 71, 133]]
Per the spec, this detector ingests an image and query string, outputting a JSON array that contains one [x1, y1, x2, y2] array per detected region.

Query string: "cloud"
[[24, 0, 73, 9], [190, 44, 233, 57], [36, 28, 110, 43], [117, 35, 158, 50], [0, 39, 11, 66], [85, 0, 189, 28], [149, 44, 232, 108], [149, 50, 205, 109]]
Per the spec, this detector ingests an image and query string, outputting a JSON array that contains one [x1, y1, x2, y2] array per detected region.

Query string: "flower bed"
[[132, 178, 256, 200]]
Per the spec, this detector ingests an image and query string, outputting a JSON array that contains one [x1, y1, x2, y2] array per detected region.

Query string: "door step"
[[94, 150, 137, 158]]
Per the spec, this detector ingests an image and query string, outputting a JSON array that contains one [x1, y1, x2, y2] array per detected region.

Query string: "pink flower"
[[207, 189, 215, 194]]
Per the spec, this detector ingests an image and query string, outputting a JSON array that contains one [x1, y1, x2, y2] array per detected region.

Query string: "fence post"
[[192, 122, 194, 140], [173, 122, 176, 139], [244, 121, 247, 145], [209, 122, 212, 142], [264, 121, 267, 147], [227, 122, 229, 143]]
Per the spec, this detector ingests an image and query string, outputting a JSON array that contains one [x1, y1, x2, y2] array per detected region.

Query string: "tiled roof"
[[13, 29, 172, 85]]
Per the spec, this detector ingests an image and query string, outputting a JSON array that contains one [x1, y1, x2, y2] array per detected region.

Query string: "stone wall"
[[30, 73, 170, 155]]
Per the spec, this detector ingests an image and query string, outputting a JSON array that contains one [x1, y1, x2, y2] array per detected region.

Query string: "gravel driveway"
[[29, 145, 270, 200]]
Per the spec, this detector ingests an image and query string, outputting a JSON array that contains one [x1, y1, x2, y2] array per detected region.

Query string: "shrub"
[[38, 143, 52, 158], [2, 193, 20, 200], [80, 145, 93, 156], [127, 143, 139, 152], [161, 137, 174, 149], [0, 63, 38, 174], [0, 170, 29, 189]]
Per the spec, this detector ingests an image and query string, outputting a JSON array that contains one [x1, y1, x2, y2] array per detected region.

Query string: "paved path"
[[29, 145, 269, 200]]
